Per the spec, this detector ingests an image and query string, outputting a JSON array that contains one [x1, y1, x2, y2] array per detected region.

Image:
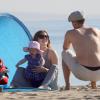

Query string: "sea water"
[[23, 18, 100, 86]]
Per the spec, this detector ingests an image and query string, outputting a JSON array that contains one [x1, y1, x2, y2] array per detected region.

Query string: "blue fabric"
[[24, 54, 47, 81]]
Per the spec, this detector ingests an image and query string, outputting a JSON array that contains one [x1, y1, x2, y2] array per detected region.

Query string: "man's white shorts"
[[62, 50, 100, 81]]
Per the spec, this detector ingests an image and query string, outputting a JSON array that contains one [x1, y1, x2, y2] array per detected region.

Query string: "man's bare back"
[[66, 27, 100, 67]]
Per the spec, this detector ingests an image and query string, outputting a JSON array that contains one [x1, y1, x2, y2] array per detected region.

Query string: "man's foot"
[[65, 82, 70, 90], [91, 81, 96, 89]]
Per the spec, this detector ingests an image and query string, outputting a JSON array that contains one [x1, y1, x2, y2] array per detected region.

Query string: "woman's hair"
[[33, 30, 51, 48]]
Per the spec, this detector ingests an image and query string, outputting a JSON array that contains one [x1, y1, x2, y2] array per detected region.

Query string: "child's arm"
[[23, 47, 29, 52], [16, 58, 27, 68]]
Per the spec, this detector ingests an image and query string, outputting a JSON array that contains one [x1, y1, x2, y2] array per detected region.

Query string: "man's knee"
[[62, 50, 70, 67]]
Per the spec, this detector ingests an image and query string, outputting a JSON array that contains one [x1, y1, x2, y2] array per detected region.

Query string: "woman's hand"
[[32, 66, 49, 73]]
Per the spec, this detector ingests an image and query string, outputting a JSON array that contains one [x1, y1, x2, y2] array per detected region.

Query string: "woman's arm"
[[49, 49, 58, 65], [40, 49, 58, 89]]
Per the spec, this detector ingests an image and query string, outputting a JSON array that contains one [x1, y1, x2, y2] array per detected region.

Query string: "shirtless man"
[[62, 11, 100, 90]]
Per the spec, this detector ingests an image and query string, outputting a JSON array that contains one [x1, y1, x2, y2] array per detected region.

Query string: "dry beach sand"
[[0, 86, 100, 100]]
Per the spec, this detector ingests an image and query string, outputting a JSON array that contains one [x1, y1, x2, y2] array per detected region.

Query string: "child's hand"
[[16, 64, 19, 68], [3, 69, 9, 73], [23, 47, 29, 52]]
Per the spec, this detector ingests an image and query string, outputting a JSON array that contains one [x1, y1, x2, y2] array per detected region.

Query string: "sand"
[[0, 86, 100, 100]]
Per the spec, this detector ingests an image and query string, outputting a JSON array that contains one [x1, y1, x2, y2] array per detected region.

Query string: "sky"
[[0, 0, 100, 20]]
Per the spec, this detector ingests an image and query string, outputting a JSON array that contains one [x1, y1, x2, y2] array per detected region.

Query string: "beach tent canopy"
[[0, 13, 32, 87]]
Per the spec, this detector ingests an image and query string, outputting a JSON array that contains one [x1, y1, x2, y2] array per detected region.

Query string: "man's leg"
[[62, 60, 71, 90]]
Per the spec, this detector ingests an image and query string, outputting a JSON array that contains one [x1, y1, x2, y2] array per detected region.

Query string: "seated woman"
[[10, 30, 58, 90]]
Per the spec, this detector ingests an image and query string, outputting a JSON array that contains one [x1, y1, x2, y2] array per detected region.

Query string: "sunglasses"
[[38, 34, 48, 39]]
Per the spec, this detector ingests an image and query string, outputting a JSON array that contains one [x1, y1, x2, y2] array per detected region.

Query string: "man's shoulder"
[[65, 29, 75, 38], [88, 27, 100, 36], [66, 29, 74, 33], [88, 27, 100, 32], [84, 27, 100, 37]]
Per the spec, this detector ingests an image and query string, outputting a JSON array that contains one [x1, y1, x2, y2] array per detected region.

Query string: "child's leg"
[[32, 80, 43, 88], [91, 81, 96, 89]]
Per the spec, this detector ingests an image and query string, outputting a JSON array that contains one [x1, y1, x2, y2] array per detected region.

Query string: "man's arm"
[[63, 31, 71, 51]]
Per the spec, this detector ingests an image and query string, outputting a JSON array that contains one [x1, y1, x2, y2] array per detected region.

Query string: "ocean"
[[23, 18, 100, 86]]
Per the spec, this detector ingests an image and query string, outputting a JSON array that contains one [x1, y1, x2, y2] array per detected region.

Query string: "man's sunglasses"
[[38, 34, 48, 39]]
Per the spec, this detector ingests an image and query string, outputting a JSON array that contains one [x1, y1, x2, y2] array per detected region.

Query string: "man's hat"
[[68, 11, 84, 22]]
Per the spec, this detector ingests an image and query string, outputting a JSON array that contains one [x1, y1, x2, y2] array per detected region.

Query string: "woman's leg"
[[40, 64, 58, 90]]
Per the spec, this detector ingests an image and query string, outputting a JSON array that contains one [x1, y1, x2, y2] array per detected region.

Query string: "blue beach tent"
[[0, 13, 32, 89]]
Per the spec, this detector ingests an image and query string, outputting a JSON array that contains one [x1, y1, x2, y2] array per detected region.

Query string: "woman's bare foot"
[[39, 85, 51, 90]]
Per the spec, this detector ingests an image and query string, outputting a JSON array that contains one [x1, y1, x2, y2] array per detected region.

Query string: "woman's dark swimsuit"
[[82, 65, 100, 71]]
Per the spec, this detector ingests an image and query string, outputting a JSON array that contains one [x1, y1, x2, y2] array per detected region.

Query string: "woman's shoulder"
[[47, 48, 58, 64], [47, 48, 58, 57], [47, 48, 57, 54]]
